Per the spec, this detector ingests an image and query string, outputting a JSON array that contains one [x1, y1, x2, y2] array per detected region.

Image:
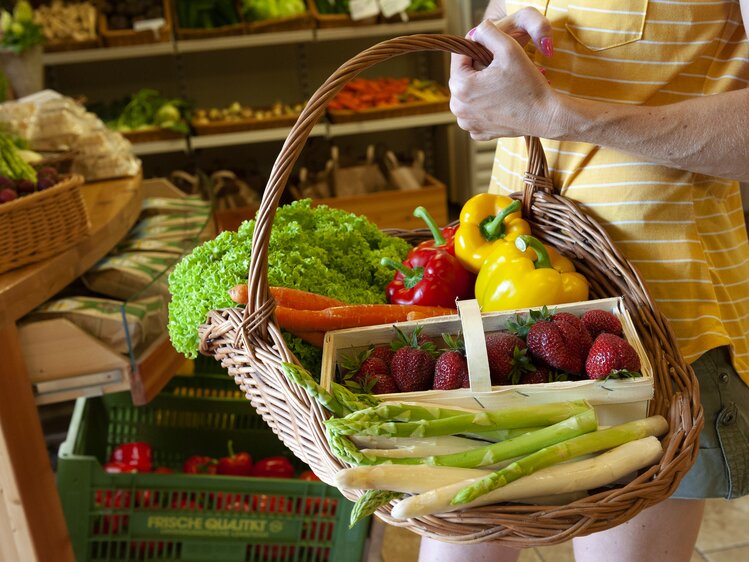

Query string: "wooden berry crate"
[[321, 297, 654, 427], [99, 0, 172, 47]]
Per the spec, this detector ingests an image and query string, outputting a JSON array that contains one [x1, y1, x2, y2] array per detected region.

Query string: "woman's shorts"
[[672, 346, 749, 500]]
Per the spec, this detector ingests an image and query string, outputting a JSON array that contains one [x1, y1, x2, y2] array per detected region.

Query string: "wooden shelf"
[[191, 123, 326, 149], [327, 111, 455, 136], [42, 20, 446, 66], [130, 138, 190, 156], [0, 174, 143, 327]]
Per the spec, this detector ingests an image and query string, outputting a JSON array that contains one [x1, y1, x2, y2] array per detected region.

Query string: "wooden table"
[[0, 175, 143, 562]]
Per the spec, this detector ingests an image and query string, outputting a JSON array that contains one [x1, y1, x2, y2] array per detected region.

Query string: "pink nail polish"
[[540, 37, 554, 57], [538, 67, 546, 74], [467, 27, 477, 39]]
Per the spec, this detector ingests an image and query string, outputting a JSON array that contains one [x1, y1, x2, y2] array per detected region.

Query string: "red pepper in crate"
[[217, 441, 253, 476], [412, 206, 458, 256], [109, 442, 152, 472], [103, 462, 139, 474], [182, 455, 218, 474], [94, 488, 131, 534], [381, 247, 474, 309], [250, 456, 295, 479]]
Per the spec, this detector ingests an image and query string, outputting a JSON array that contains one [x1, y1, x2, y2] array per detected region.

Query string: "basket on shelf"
[[44, 37, 100, 53], [0, 174, 88, 275], [98, 0, 172, 47], [306, 0, 377, 28], [198, 35, 704, 546], [191, 113, 300, 136], [326, 90, 450, 123], [121, 128, 185, 144]]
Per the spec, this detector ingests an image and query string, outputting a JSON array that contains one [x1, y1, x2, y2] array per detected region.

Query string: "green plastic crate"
[[57, 375, 368, 562]]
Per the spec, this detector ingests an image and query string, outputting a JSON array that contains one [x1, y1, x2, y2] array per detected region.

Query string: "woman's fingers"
[[493, 7, 554, 56]]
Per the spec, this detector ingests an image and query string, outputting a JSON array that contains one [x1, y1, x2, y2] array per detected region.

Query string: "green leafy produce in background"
[[168, 199, 412, 371], [0, 1, 43, 53], [407, 0, 437, 11], [176, 0, 240, 29], [106, 88, 190, 135], [242, 0, 307, 21], [313, 0, 349, 14]]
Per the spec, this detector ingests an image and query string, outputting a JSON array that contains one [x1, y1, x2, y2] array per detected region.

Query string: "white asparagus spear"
[[335, 465, 492, 494], [391, 435, 663, 520]]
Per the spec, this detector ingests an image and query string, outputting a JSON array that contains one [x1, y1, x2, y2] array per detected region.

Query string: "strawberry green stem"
[[480, 200, 520, 241], [515, 235, 552, 269], [413, 206, 446, 246], [380, 257, 424, 289]]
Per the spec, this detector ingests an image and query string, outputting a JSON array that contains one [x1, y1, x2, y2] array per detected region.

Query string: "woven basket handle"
[[245, 33, 552, 321]]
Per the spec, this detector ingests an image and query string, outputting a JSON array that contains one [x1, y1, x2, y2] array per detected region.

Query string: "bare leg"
[[572, 498, 705, 562], [418, 537, 521, 562]]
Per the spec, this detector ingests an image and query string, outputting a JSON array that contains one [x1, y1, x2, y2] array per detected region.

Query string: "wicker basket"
[[99, 0, 172, 47], [198, 35, 703, 546], [0, 174, 88, 275]]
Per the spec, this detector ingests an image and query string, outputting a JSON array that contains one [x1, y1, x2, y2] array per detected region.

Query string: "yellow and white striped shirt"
[[492, 0, 749, 384]]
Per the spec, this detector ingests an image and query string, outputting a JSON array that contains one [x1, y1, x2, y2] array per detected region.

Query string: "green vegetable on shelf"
[[176, 0, 241, 29], [242, 0, 306, 21], [0, 1, 43, 54], [114, 89, 190, 135]]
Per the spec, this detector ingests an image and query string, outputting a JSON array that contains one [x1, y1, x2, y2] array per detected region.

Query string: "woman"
[[420, 1, 749, 560]]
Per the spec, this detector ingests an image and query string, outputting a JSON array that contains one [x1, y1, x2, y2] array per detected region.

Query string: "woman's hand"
[[450, 10, 562, 141]]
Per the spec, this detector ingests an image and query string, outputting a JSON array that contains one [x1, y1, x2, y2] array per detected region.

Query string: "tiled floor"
[[367, 495, 749, 562]]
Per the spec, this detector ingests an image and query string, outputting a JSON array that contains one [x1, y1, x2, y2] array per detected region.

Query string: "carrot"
[[228, 285, 345, 310], [229, 283, 248, 304], [286, 329, 326, 348], [270, 287, 345, 311], [274, 304, 456, 332]]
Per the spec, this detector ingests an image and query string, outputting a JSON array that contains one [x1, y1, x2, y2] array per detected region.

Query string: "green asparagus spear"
[[361, 408, 598, 468], [331, 382, 379, 413], [350, 490, 404, 528], [281, 362, 347, 417], [451, 415, 669, 506]]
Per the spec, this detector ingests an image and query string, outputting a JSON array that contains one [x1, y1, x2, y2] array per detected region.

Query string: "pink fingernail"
[[467, 27, 477, 39], [538, 67, 546, 74], [540, 37, 554, 57]]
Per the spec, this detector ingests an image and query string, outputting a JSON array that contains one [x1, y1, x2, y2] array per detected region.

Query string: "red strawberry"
[[485, 332, 533, 385], [585, 333, 641, 380], [355, 357, 399, 394], [369, 344, 395, 366], [389, 327, 437, 392], [526, 313, 591, 375], [581, 309, 623, 339], [520, 369, 548, 385], [433, 350, 468, 390], [391, 347, 436, 392]]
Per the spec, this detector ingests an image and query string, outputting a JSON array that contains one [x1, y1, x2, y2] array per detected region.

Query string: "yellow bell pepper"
[[475, 235, 589, 312], [454, 193, 532, 273]]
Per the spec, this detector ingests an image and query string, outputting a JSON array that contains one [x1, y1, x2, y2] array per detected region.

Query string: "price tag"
[[349, 0, 380, 21], [133, 18, 165, 33], [378, 0, 410, 18]]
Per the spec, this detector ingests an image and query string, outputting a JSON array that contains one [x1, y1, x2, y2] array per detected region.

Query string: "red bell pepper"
[[103, 461, 139, 474], [110, 442, 152, 472], [250, 456, 295, 479], [182, 455, 218, 474], [217, 441, 253, 476], [412, 206, 458, 256], [381, 248, 474, 309], [298, 470, 320, 481]]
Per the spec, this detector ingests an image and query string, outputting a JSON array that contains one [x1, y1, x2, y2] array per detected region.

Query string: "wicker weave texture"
[[198, 34, 704, 546], [0, 174, 89, 274]]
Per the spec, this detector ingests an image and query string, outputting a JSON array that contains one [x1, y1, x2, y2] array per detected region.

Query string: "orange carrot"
[[228, 285, 345, 310], [286, 329, 326, 348], [274, 304, 456, 332], [270, 287, 345, 311], [229, 283, 249, 304]]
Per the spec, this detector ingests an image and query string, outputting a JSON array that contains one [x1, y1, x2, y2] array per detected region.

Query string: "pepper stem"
[[481, 200, 521, 241], [380, 257, 425, 289], [413, 206, 445, 246], [227, 440, 235, 458], [515, 235, 552, 269]]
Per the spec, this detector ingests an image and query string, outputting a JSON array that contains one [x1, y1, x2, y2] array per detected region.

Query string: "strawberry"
[[506, 306, 552, 339], [356, 357, 400, 394], [484, 332, 533, 385], [433, 351, 468, 390], [369, 344, 395, 366], [526, 313, 591, 375], [519, 362, 568, 385], [585, 333, 642, 380], [389, 326, 437, 392], [581, 309, 623, 339]]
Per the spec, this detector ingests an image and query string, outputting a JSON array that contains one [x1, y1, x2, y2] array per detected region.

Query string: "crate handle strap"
[[242, 33, 555, 331], [457, 299, 492, 394]]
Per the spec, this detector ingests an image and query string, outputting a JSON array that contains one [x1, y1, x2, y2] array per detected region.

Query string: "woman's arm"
[[450, 7, 749, 182]]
